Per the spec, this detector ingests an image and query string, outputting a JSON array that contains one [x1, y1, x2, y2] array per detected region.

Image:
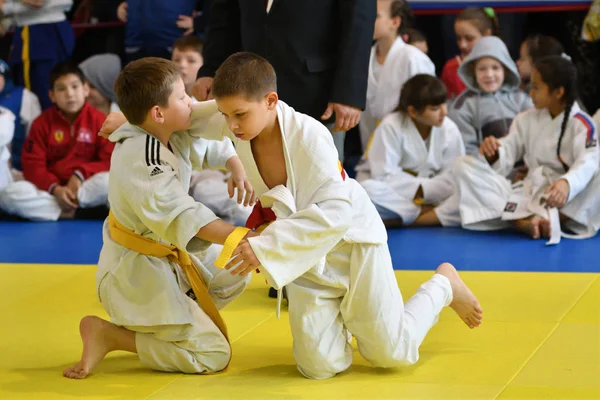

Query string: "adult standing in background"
[[115, 0, 203, 63], [193, 0, 375, 159]]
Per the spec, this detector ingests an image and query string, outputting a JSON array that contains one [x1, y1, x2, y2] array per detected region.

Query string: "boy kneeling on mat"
[[64, 57, 258, 379]]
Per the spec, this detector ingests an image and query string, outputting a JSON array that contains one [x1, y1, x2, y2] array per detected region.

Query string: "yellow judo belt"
[[108, 213, 249, 343]]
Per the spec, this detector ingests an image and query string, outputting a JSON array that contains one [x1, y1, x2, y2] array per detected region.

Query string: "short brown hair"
[[212, 52, 277, 101], [173, 35, 204, 55], [114, 57, 181, 125], [404, 28, 426, 44]]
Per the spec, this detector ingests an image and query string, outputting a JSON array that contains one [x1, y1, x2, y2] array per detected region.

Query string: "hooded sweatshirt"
[[79, 54, 122, 104], [448, 36, 533, 156]]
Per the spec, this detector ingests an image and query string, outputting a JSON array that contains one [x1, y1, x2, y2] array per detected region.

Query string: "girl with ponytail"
[[452, 56, 600, 243]]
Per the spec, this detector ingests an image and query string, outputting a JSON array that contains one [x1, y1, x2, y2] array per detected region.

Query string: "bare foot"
[[63, 316, 114, 379], [436, 263, 483, 329], [514, 216, 551, 239]]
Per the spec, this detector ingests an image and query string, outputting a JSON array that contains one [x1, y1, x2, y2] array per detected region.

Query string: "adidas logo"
[[150, 166, 163, 177]]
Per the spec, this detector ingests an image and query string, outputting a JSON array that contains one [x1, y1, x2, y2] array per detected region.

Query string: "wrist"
[[226, 155, 243, 172], [73, 171, 84, 182]]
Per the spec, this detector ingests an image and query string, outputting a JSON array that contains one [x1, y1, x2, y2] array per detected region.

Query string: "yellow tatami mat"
[[0, 264, 598, 400]]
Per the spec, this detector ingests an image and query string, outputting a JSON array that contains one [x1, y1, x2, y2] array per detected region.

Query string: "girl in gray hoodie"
[[448, 36, 533, 157]]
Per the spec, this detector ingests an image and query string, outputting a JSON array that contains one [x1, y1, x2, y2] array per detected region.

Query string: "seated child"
[[63, 57, 257, 379], [516, 34, 564, 93], [442, 7, 499, 99], [0, 60, 42, 173], [191, 52, 482, 379], [448, 36, 533, 157], [0, 106, 16, 191], [0, 62, 112, 221], [359, 0, 435, 152], [453, 56, 600, 243], [358, 74, 465, 227], [172, 35, 204, 102], [403, 28, 428, 54], [172, 35, 252, 225], [79, 53, 122, 115]]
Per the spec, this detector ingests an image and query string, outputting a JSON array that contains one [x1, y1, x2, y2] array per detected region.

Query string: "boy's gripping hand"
[[98, 112, 127, 139], [226, 156, 256, 207], [480, 136, 501, 164], [545, 178, 570, 209], [225, 231, 261, 276]]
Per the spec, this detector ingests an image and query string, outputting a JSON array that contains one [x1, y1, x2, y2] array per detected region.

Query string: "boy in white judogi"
[[63, 58, 258, 379], [359, 0, 435, 151], [357, 75, 465, 226], [191, 52, 483, 380], [454, 56, 600, 243]]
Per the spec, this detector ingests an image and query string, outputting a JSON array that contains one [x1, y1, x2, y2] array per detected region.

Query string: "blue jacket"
[[125, 0, 198, 52]]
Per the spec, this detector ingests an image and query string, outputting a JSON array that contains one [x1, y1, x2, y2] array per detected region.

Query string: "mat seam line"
[[492, 275, 599, 400], [144, 312, 276, 400]]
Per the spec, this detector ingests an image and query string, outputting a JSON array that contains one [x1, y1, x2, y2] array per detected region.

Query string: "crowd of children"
[[356, 0, 599, 244], [0, 0, 598, 382], [0, 27, 250, 224]]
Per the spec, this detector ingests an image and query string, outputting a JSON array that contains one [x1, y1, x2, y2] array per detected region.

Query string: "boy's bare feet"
[[514, 216, 551, 239], [63, 316, 135, 379], [436, 263, 483, 329]]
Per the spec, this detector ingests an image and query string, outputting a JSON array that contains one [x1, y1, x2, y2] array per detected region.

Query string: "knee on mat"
[[360, 340, 420, 369], [294, 349, 349, 380], [296, 362, 340, 380], [190, 344, 231, 373], [367, 352, 419, 369]]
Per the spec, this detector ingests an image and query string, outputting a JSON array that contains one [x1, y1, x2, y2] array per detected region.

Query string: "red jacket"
[[441, 56, 467, 99], [22, 102, 112, 192]]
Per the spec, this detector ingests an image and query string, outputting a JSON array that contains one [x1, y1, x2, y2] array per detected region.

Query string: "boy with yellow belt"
[[63, 57, 257, 379]]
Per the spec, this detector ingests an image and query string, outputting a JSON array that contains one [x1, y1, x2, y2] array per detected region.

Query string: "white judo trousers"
[[455, 155, 600, 241], [0, 172, 109, 221], [98, 239, 249, 373], [288, 241, 453, 379], [454, 106, 600, 242], [189, 99, 455, 379], [97, 118, 251, 374]]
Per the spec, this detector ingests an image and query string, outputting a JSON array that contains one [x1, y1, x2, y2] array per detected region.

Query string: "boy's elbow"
[[329, 199, 353, 233]]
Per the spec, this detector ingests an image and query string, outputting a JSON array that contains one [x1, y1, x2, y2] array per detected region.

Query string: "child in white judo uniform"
[[202, 52, 483, 379], [63, 58, 258, 379], [454, 56, 600, 243], [516, 34, 564, 93], [357, 74, 465, 227], [359, 0, 435, 152]]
